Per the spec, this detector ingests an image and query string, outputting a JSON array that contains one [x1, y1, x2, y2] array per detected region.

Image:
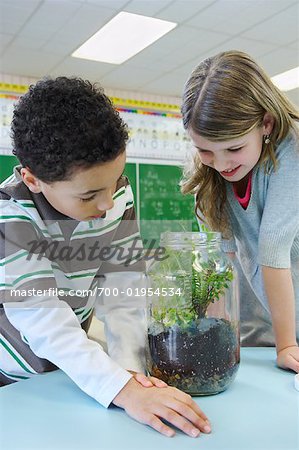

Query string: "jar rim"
[[160, 231, 221, 247]]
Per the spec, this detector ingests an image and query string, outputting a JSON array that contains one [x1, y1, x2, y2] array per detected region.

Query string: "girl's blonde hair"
[[181, 50, 299, 237]]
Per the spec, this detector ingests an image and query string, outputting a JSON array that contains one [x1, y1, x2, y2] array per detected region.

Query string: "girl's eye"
[[80, 194, 96, 202], [228, 147, 242, 152]]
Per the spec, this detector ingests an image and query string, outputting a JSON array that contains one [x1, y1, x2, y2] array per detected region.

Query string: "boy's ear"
[[262, 112, 275, 135], [20, 167, 42, 193]]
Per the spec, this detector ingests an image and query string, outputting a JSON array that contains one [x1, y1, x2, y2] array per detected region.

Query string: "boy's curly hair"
[[11, 77, 129, 182]]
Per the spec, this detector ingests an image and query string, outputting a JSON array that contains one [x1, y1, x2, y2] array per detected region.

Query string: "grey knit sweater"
[[221, 131, 299, 337]]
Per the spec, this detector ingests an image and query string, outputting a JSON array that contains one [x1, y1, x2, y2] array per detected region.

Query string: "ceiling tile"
[[126, 55, 182, 73], [0, 0, 40, 21], [241, 3, 299, 45], [287, 40, 299, 51], [185, 0, 297, 34], [41, 39, 77, 57], [195, 36, 277, 59], [1, 45, 62, 76], [157, 0, 216, 23], [49, 56, 114, 81], [171, 56, 202, 76], [205, 0, 297, 35], [85, 0, 128, 9], [163, 28, 232, 64], [141, 71, 187, 96], [150, 25, 224, 53], [259, 47, 299, 76], [285, 88, 299, 106], [0, 0, 40, 34], [11, 35, 47, 51], [100, 64, 161, 90], [51, 4, 115, 50], [185, 0, 249, 30], [18, 0, 82, 39], [123, 0, 173, 16], [0, 33, 13, 53]]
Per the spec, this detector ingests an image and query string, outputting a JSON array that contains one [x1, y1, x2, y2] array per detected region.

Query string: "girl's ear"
[[20, 167, 42, 193], [262, 112, 275, 135]]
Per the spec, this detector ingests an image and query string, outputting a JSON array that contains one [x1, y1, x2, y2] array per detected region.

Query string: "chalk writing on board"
[[139, 164, 194, 221]]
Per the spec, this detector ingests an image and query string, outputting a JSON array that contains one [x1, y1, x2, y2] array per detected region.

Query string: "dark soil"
[[147, 317, 240, 395]]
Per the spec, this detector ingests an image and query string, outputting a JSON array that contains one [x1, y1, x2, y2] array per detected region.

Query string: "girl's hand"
[[113, 377, 211, 438], [277, 345, 299, 372], [128, 370, 168, 388]]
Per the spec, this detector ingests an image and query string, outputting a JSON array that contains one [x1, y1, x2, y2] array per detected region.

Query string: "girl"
[[181, 50, 299, 373]]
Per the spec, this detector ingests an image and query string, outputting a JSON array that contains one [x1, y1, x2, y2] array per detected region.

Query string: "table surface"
[[0, 348, 298, 450]]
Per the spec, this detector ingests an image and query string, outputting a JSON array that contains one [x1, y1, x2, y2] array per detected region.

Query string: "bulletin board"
[[0, 83, 197, 239]]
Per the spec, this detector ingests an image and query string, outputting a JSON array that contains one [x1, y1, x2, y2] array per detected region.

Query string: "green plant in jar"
[[146, 232, 240, 395]]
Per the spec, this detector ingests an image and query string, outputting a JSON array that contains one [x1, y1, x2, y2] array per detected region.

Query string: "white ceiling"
[[0, 0, 298, 103]]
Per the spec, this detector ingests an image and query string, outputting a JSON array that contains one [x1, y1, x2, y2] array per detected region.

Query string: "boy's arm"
[[3, 296, 132, 407], [0, 212, 132, 405], [262, 266, 299, 372]]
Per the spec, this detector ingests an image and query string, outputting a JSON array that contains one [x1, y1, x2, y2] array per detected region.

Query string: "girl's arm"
[[262, 266, 299, 372]]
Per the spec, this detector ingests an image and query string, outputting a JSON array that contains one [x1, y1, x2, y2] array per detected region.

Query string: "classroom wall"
[[0, 72, 181, 106]]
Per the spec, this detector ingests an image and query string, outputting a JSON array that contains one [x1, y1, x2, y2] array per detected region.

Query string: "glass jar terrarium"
[[146, 231, 240, 395]]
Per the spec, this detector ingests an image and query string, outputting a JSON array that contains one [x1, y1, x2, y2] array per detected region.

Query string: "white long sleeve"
[[4, 297, 132, 407]]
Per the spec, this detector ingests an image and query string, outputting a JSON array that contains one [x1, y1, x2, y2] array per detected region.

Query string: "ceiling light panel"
[[72, 11, 177, 64]]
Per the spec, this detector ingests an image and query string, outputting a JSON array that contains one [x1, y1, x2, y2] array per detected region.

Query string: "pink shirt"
[[233, 172, 252, 209]]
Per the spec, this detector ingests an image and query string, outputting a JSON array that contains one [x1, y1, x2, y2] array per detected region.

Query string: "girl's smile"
[[220, 165, 242, 177]]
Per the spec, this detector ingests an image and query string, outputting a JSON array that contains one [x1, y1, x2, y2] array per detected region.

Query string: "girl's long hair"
[[181, 50, 299, 237]]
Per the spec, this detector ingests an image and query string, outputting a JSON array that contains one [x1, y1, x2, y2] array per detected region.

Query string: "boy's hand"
[[277, 345, 299, 372], [128, 370, 168, 388], [112, 377, 211, 438]]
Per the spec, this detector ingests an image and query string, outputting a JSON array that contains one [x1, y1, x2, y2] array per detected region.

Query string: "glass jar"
[[146, 231, 240, 395]]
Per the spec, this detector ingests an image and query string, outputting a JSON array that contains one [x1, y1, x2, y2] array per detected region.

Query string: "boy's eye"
[[80, 194, 96, 202], [198, 149, 211, 154]]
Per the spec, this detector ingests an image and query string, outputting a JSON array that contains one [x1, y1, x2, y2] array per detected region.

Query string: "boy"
[[0, 77, 211, 437]]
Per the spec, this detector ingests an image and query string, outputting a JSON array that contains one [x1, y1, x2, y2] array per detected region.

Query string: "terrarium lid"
[[160, 231, 221, 248]]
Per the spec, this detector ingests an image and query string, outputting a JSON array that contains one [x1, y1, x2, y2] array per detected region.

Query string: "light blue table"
[[0, 348, 298, 450]]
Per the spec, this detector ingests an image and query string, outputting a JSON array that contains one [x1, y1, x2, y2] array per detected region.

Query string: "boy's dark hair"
[[11, 77, 129, 182]]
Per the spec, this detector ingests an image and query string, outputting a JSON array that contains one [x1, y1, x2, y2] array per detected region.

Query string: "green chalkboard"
[[124, 162, 138, 215], [0, 155, 19, 183], [139, 164, 197, 244], [139, 164, 194, 220]]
